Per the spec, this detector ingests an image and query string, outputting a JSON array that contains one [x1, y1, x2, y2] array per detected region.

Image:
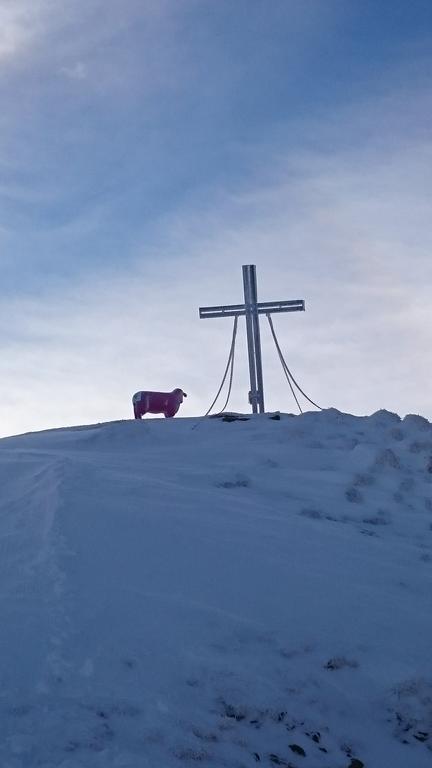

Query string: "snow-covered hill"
[[0, 410, 431, 768]]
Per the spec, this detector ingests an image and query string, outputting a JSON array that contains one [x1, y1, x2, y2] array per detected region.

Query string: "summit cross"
[[199, 264, 305, 414]]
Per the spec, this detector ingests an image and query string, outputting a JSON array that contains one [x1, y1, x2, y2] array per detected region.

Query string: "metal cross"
[[199, 264, 305, 414]]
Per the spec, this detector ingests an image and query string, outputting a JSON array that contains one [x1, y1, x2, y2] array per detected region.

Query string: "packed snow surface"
[[0, 409, 431, 768]]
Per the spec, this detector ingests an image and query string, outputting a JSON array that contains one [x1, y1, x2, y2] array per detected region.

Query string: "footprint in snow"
[[373, 448, 401, 470], [345, 487, 363, 504]]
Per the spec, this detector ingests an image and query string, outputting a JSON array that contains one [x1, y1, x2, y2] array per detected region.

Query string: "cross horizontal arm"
[[199, 299, 305, 320], [256, 299, 305, 314], [199, 303, 248, 319]]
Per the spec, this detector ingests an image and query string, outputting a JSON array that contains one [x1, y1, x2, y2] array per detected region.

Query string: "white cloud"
[[0, 0, 176, 82], [0, 0, 53, 62]]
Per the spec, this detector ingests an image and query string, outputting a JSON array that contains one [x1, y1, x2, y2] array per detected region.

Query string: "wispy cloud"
[[0, 0, 52, 62], [60, 61, 87, 81]]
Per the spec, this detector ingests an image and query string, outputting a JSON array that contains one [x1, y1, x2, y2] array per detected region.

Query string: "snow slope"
[[0, 409, 431, 768]]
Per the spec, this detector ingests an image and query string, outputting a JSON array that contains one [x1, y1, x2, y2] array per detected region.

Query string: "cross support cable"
[[199, 265, 305, 415]]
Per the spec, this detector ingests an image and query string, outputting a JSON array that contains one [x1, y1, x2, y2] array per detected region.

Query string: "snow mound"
[[0, 410, 431, 767]]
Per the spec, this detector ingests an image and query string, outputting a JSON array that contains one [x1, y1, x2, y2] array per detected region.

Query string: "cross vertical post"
[[199, 265, 305, 414], [243, 265, 265, 414]]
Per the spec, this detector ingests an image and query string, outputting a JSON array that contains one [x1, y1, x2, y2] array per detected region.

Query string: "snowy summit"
[[0, 409, 431, 768]]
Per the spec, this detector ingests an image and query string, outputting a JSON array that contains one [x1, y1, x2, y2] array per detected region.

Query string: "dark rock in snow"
[[325, 656, 359, 670], [413, 731, 429, 742], [209, 412, 250, 422], [289, 743, 306, 756], [269, 755, 293, 767], [305, 730, 320, 743], [217, 475, 250, 489], [222, 703, 246, 721]]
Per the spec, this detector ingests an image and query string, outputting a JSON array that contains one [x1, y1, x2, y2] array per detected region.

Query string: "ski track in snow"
[[0, 408, 431, 767]]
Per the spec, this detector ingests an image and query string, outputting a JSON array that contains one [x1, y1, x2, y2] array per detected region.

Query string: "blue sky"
[[0, 0, 431, 435]]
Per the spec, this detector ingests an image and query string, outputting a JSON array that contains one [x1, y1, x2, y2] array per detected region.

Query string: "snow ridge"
[[0, 409, 431, 767]]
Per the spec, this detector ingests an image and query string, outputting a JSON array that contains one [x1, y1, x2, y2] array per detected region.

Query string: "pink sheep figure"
[[132, 388, 187, 419]]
